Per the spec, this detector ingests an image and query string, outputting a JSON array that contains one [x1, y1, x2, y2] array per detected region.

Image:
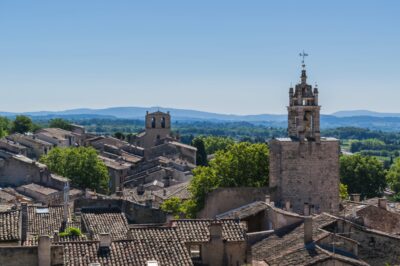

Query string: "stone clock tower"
[[269, 57, 340, 215]]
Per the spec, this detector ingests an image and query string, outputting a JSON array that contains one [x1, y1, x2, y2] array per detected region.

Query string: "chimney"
[[285, 200, 291, 211], [303, 217, 313, 245], [303, 203, 310, 216], [53, 230, 59, 242], [98, 233, 111, 255], [378, 198, 387, 210], [115, 189, 123, 197], [209, 221, 223, 240], [350, 194, 360, 202], [20, 203, 28, 243], [99, 233, 111, 249], [63, 182, 70, 223], [265, 195, 270, 204], [38, 235, 51, 266]]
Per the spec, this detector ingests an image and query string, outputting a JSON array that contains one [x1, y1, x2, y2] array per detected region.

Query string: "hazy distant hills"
[[2, 107, 400, 131]]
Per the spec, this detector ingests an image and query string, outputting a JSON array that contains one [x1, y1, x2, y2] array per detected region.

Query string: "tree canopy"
[[386, 158, 400, 196], [340, 154, 386, 199], [0, 116, 11, 138], [49, 118, 73, 131], [191, 137, 207, 166], [184, 142, 269, 217], [11, 115, 34, 134], [40, 147, 110, 193]]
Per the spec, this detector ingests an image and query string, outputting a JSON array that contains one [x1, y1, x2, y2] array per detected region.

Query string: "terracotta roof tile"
[[81, 208, 129, 240], [0, 210, 20, 241], [172, 219, 246, 242]]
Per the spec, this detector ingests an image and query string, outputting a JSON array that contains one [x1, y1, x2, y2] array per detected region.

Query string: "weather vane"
[[299, 50, 308, 68]]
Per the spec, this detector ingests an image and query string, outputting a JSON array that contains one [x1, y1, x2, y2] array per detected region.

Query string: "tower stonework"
[[140, 111, 171, 149], [269, 66, 340, 215]]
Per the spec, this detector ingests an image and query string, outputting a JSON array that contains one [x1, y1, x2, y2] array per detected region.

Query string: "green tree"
[[192, 137, 208, 166], [160, 197, 184, 218], [201, 136, 235, 154], [12, 115, 33, 134], [187, 142, 269, 216], [386, 158, 400, 194], [49, 118, 73, 131], [40, 147, 110, 193], [0, 116, 11, 138], [339, 183, 349, 200], [340, 154, 386, 199], [113, 132, 125, 140]]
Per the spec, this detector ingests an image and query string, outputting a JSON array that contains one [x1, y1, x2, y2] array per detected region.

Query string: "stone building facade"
[[269, 66, 340, 215]]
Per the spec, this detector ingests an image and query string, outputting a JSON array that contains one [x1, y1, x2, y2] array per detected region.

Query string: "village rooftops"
[[171, 219, 246, 243], [249, 213, 367, 265], [216, 201, 268, 220], [0, 210, 20, 242], [81, 208, 129, 240], [98, 156, 132, 170], [27, 205, 67, 237], [36, 128, 76, 141], [61, 237, 193, 266], [17, 183, 59, 196]]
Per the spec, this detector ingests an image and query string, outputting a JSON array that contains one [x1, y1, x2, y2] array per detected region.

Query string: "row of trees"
[[0, 115, 74, 137]]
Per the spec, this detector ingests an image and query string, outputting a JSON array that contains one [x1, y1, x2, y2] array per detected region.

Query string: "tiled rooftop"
[[81, 208, 129, 240], [62, 239, 193, 266], [27, 205, 65, 236], [216, 201, 268, 219], [172, 219, 246, 242], [0, 211, 20, 242], [18, 183, 59, 196], [251, 213, 337, 261]]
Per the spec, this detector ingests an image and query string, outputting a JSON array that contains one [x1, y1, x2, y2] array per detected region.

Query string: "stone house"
[[35, 128, 78, 147], [6, 133, 53, 159]]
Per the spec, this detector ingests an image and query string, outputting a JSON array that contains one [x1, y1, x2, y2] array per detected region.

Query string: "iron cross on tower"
[[299, 50, 308, 68]]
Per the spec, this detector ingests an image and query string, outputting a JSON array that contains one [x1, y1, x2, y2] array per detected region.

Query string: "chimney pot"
[[285, 200, 291, 211]]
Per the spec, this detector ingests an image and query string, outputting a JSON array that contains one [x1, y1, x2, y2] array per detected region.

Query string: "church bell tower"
[[287, 52, 320, 143]]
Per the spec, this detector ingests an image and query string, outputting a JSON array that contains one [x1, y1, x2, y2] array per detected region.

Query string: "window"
[[151, 117, 156, 128], [161, 117, 166, 128]]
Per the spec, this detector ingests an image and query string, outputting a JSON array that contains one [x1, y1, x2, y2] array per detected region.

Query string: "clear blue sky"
[[0, 0, 399, 114]]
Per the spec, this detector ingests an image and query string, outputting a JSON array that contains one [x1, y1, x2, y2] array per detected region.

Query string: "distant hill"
[[2, 107, 400, 131], [332, 110, 400, 118]]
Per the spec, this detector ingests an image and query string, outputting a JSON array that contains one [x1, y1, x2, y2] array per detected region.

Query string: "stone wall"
[[74, 198, 166, 224], [198, 187, 269, 218], [335, 219, 400, 265], [356, 205, 400, 234], [269, 139, 340, 215], [0, 152, 48, 187]]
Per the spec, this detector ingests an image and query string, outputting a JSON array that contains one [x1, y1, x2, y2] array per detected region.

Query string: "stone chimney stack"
[[303, 203, 310, 216], [350, 194, 361, 202], [265, 195, 270, 204], [285, 200, 291, 211], [209, 221, 223, 240], [20, 203, 28, 243], [378, 198, 387, 210], [99, 233, 111, 249], [304, 217, 313, 245], [38, 235, 51, 266], [63, 182, 70, 223]]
